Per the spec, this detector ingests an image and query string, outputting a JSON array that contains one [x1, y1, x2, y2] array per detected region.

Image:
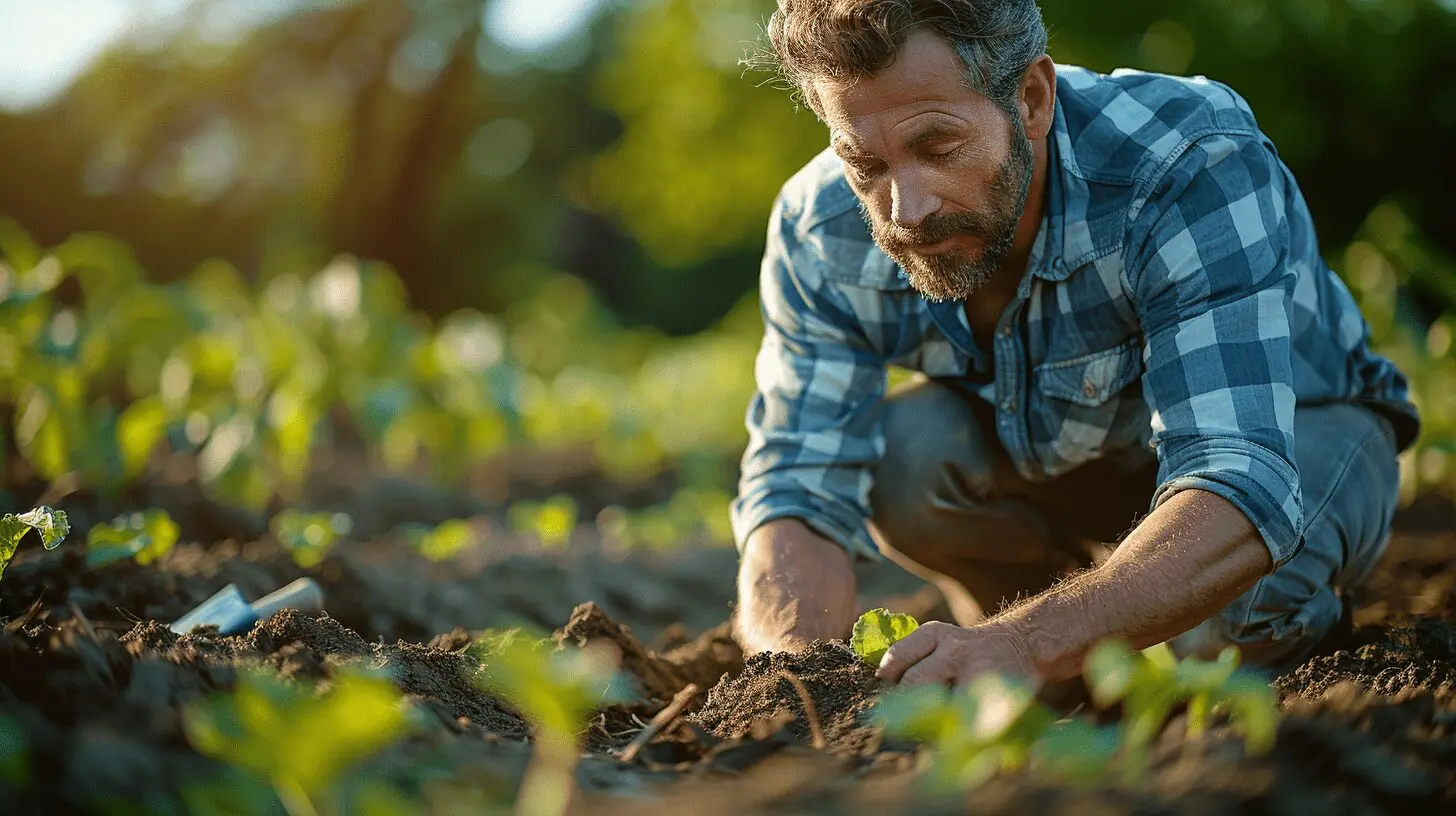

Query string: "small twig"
[[779, 671, 825, 750], [69, 603, 99, 642], [617, 683, 699, 763]]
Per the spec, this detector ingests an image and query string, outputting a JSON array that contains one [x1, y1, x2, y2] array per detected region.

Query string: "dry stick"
[[69, 602, 99, 642], [618, 683, 700, 763], [779, 671, 826, 750]]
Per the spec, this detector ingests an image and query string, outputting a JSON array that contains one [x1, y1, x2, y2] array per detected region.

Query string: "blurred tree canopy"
[[0, 0, 1452, 334]]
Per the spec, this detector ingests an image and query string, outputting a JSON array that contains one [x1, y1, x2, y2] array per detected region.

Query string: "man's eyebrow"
[[905, 124, 962, 149], [831, 135, 870, 158]]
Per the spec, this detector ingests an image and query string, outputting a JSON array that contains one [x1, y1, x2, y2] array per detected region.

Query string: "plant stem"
[[516, 733, 578, 816], [273, 780, 319, 816]]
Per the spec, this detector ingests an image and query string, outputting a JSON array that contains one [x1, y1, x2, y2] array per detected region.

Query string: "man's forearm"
[[994, 488, 1274, 681], [736, 518, 859, 654]]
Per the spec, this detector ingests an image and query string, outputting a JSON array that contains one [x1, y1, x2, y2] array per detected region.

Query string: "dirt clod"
[[689, 640, 882, 755]]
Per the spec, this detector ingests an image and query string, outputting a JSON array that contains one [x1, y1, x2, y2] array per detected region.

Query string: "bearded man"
[[731, 0, 1420, 687]]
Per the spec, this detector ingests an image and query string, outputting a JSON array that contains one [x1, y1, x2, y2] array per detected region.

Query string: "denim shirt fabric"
[[731, 64, 1420, 568]]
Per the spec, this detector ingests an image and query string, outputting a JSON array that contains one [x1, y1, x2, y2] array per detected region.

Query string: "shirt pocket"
[[1032, 338, 1144, 472]]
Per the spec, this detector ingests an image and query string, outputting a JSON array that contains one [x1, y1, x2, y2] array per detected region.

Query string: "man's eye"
[[846, 158, 883, 180]]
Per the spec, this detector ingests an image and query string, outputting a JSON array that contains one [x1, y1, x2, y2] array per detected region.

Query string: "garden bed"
[[0, 483, 1452, 814]]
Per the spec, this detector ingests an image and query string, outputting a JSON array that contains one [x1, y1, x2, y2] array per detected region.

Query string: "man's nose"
[[890, 176, 940, 230]]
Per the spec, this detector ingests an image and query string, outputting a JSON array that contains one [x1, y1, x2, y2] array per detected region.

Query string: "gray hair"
[[748, 0, 1049, 117]]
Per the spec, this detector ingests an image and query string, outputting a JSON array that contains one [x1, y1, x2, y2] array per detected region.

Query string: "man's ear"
[[1018, 54, 1057, 141]]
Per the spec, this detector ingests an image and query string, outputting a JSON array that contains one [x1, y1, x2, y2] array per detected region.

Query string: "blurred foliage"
[[0, 714, 25, 787], [85, 509, 180, 569], [0, 0, 1451, 521], [183, 669, 413, 816]]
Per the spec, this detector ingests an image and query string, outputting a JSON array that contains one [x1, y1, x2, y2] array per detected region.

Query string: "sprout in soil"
[[850, 608, 920, 667], [0, 506, 69, 582]]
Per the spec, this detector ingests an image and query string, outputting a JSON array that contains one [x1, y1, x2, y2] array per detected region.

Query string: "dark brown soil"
[[689, 640, 884, 755]]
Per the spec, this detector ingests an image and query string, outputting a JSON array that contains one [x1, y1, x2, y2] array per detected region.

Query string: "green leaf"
[[183, 669, 410, 802], [0, 506, 70, 581], [474, 627, 630, 742], [85, 510, 179, 568], [407, 519, 475, 562], [1216, 674, 1278, 755], [0, 714, 27, 786], [871, 684, 953, 741], [1174, 646, 1240, 692], [850, 608, 920, 666], [116, 396, 168, 478], [1084, 639, 1138, 706]]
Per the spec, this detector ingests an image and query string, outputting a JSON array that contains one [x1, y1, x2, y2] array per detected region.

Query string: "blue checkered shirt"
[[732, 65, 1419, 567]]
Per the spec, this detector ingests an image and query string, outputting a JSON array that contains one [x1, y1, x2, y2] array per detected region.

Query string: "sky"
[[0, 0, 602, 111]]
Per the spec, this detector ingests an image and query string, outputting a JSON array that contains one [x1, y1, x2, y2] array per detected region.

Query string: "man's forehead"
[[812, 29, 986, 140]]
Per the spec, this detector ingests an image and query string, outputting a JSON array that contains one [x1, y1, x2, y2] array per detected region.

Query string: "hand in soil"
[[877, 620, 1038, 687]]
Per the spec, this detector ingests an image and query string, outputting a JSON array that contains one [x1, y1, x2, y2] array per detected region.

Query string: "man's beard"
[[864, 118, 1034, 302]]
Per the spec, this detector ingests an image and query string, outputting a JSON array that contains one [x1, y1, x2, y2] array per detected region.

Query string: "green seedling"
[[874, 673, 1094, 790], [0, 505, 69, 581], [270, 510, 353, 568], [506, 495, 578, 548], [402, 518, 476, 562], [1084, 640, 1278, 782], [183, 668, 411, 816], [850, 608, 920, 667], [85, 509, 179, 568], [471, 626, 630, 816]]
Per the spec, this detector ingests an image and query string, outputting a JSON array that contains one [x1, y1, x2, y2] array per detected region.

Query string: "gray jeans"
[[867, 378, 1400, 673]]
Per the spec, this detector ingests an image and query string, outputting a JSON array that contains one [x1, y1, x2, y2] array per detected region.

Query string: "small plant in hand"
[[0, 505, 69, 582], [850, 608, 920, 666], [470, 627, 631, 816], [85, 509, 179, 568], [182, 668, 412, 816]]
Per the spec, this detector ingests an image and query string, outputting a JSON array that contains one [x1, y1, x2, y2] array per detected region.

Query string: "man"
[[731, 0, 1419, 688]]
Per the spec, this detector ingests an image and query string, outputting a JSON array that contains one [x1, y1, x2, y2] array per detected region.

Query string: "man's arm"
[[878, 488, 1269, 684], [731, 185, 894, 653], [735, 518, 859, 655]]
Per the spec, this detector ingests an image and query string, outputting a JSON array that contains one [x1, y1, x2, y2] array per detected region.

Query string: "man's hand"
[[735, 518, 858, 655], [876, 620, 1037, 687]]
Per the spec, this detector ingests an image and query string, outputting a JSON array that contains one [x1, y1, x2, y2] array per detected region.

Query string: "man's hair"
[[750, 0, 1049, 117]]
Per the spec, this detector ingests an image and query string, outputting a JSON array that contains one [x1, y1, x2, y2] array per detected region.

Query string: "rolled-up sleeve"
[[731, 194, 890, 561], [1127, 133, 1304, 567]]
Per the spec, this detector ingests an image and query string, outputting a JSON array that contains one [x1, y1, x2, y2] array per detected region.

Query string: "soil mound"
[[1277, 618, 1456, 701], [689, 640, 882, 755]]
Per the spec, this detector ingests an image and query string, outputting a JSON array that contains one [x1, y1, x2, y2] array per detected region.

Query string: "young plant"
[[270, 510, 353, 568], [850, 608, 920, 666], [183, 668, 411, 816], [470, 627, 630, 816], [872, 673, 1110, 790], [1084, 640, 1278, 781], [84, 509, 179, 568], [401, 518, 476, 562], [0, 505, 69, 581]]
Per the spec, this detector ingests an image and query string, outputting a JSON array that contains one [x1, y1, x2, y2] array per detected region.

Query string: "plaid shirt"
[[733, 65, 1419, 567]]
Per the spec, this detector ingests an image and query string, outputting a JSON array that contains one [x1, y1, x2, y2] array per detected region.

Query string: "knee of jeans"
[[868, 379, 999, 555]]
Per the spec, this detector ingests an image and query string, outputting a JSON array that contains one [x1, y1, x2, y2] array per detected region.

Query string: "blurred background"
[[0, 0, 1453, 552]]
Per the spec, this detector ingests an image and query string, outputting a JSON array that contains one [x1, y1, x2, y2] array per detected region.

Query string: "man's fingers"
[[900, 654, 957, 687], [876, 623, 946, 683]]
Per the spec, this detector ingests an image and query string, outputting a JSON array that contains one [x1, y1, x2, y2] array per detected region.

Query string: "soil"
[[0, 478, 1453, 814]]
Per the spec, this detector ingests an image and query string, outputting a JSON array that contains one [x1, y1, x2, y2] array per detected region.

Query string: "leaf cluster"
[[85, 509, 179, 569], [850, 608, 920, 667], [0, 505, 69, 581], [183, 669, 412, 816], [270, 510, 353, 568]]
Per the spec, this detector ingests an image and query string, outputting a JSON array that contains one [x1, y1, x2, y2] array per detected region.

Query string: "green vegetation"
[[85, 509, 179, 569], [850, 608, 921, 667], [271, 510, 354, 568], [873, 641, 1278, 792], [182, 669, 412, 816], [0, 715, 25, 787], [470, 628, 630, 816], [1085, 641, 1277, 780], [0, 506, 69, 581]]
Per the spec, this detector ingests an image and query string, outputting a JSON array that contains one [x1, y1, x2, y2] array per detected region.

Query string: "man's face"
[[812, 28, 1034, 302]]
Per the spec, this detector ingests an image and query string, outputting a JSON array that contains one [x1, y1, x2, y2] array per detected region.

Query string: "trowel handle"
[[250, 577, 324, 620]]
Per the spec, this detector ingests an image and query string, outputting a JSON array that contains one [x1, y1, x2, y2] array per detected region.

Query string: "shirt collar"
[[1029, 93, 1095, 283]]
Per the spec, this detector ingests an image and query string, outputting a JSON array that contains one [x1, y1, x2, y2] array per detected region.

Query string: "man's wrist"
[[994, 588, 1096, 682]]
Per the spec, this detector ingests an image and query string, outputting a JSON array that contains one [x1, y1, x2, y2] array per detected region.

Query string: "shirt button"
[[1082, 380, 1098, 398], [1001, 397, 1016, 412], [1000, 326, 1012, 338]]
